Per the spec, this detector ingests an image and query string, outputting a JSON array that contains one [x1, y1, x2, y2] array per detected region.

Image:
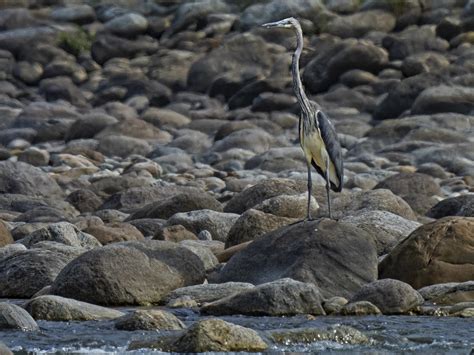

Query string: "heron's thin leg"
[[325, 157, 332, 219], [306, 160, 312, 221]]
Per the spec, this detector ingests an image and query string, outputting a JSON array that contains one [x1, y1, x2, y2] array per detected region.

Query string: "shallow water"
[[1, 302, 473, 354]]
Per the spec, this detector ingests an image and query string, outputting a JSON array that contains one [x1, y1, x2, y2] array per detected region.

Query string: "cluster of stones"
[[0, 0, 473, 352]]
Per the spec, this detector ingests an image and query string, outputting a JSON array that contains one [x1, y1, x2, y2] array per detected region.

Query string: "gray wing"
[[316, 110, 344, 192]]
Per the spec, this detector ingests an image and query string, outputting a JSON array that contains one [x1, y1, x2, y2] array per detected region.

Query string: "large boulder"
[[418, 281, 474, 305], [24, 295, 124, 321], [202, 278, 325, 316], [187, 33, 274, 93], [52, 240, 206, 305], [0, 303, 38, 331], [350, 279, 423, 314], [303, 39, 388, 93], [0, 161, 62, 198], [115, 309, 185, 331], [0, 248, 78, 298], [379, 217, 474, 289], [217, 219, 378, 299], [411, 85, 474, 115]]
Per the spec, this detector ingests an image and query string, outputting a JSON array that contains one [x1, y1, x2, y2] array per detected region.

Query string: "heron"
[[262, 17, 343, 220]]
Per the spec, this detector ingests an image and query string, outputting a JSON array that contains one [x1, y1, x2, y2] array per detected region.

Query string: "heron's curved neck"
[[292, 24, 312, 118]]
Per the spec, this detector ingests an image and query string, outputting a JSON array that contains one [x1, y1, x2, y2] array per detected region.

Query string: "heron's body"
[[263, 17, 344, 219]]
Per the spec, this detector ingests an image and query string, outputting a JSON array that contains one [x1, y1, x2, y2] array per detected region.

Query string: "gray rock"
[[412, 85, 474, 115], [225, 209, 296, 248], [418, 281, 474, 305], [18, 222, 101, 249], [115, 309, 185, 331], [0, 161, 62, 198], [51, 5, 96, 24], [165, 282, 255, 305], [326, 10, 396, 38], [0, 303, 38, 331], [0, 244, 26, 260], [39, 76, 88, 108], [342, 210, 421, 255], [128, 192, 222, 220], [303, 39, 388, 93], [254, 193, 319, 219], [13, 61, 43, 85], [350, 279, 423, 314], [187, 33, 274, 93], [202, 278, 325, 316], [244, 147, 306, 172], [65, 113, 118, 141], [168, 318, 268, 352], [427, 195, 474, 218], [66, 189, 103, 214], [97, 135, 152, 158], [0, 248, 78, 298], [52, 240, 205, 306], [218, 219, 378, 299], [401, 52, 449, 77], [269, 325, 370, 345], [179, 240, 218, 271], [24, 295, 124, 321], [105, 13, 148, 37], [340, 301, 382, 315], [212, 127, 275, 154]]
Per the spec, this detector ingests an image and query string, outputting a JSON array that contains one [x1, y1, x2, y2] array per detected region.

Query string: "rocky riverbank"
[[0, 0, 473, 353]]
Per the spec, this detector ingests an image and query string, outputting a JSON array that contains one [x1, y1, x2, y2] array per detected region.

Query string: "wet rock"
[[218, 219, 377, 299], [51, 5, 96, 24], [342, 210, 421, 255], [303, 39, 388, 93], [0, 220, 13, 247], [225, 209, 296, 248], [128, 192, 222, 220], [187, 33, 274, 93], [0, 161, 62, 198], [340, 301, 382, 315], [323, 296, 348, 315], [166, 210, 239, 243], [203, 278, 324, 316], [52, 240, 205, 306], [427, 195, 474, 218], [382, 25, 449, 60], [326, 10, 396, 38], [84, 222, 144, 245], [269, 325, 370, 345], [412, 85, 474, 115], [172, 318, 267, 352], [379, 217, 474, 289], [18, 222, 101, 249], [0, 248, 77, 298], [0, 303, 38, 331], [419, 281, 474, 305], [115, 309, 184, 331], [24, 295, 124, 321], [350, 279, 423, 314], [66, 189, 102, 213], [165, 282, 255, 305], [105, 13, 148, 37]]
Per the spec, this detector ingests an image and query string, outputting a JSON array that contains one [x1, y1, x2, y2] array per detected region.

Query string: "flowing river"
[[1, 304, 474, 354]]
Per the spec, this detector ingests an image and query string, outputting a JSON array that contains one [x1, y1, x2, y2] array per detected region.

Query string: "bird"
[[262, 17, 343, 220]]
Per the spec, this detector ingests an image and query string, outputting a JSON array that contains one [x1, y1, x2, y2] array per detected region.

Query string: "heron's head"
[[261, 17, 298, 30]]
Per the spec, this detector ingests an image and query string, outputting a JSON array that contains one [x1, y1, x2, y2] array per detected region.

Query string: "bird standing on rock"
[[262, 17, 344, 220]]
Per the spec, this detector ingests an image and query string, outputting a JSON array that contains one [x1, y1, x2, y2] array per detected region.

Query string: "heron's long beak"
[[261, 20, 282, 28]]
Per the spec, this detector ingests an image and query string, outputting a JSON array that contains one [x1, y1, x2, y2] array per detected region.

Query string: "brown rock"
[[379, 217, 474, 289], [154, 225, 198, 242], [84, 223, 144, 245], [0, 220, 13, 247]]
